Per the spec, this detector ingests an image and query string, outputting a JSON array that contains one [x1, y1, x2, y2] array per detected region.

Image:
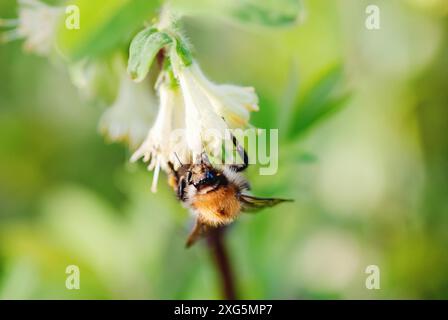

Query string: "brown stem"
[[206, 227, 238, 300]]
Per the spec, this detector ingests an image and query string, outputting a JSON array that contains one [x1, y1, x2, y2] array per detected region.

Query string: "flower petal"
[[17, 0, 62, 55], [177, 66, 228, 159], [187, 63, 259, 128], [99, 75, 156, 148]]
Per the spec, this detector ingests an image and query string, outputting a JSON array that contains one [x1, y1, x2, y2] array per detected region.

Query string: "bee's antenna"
[[174, 152, 183, 166]]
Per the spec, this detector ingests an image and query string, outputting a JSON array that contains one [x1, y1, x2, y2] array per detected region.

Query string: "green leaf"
[[278, 60, 299, 130], [57, 0, 162, 61], [175, 37, 193, 67], [287, 65, 351, 140], [231, 0, 303, 27], [169, 0, 303, 28], [127, 28, 172, 82]]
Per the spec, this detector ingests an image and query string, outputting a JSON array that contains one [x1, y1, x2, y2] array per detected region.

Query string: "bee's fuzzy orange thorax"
[[192, 185, 241, 226]]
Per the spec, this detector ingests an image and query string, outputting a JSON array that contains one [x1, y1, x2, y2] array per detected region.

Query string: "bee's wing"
[[239, 194, 293, 212]]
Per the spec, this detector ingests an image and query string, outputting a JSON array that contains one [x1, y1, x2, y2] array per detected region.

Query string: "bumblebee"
[[168, 135, 292, 247]]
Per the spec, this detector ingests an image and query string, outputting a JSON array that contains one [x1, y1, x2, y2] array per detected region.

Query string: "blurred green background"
[[1, 0, 448, 299]]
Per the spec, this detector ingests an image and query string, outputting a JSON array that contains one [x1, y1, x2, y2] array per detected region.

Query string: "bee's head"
[[188, 164, 225, 193]]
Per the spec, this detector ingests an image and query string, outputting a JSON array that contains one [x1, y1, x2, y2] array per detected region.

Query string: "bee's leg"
[[229, 134, 248, 172], [177, 176, 186, 201], [167, 162, 179, 192], [186, 218, 209, 248], [167, 161, 178, 179]]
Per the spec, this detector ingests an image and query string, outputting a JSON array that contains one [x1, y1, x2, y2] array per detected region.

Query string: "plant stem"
[[207, 227, 237, 300]]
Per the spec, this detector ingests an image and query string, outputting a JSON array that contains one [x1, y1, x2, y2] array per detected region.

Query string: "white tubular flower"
[[99, 74, 157, 149], [188, 62, 259, 128], [0, 0, 63, 56], [176, 64, 230, 159], [172, 56, 259, 159], [131, 81, 189, 192]]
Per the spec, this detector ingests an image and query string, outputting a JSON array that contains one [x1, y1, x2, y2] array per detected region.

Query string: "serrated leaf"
[[287, 65, 351, 140], [127, 29, 173, 82], [57, 0, 161, 61]]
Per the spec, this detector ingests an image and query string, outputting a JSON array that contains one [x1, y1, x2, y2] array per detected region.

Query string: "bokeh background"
[[1, 0, 447, 299]]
